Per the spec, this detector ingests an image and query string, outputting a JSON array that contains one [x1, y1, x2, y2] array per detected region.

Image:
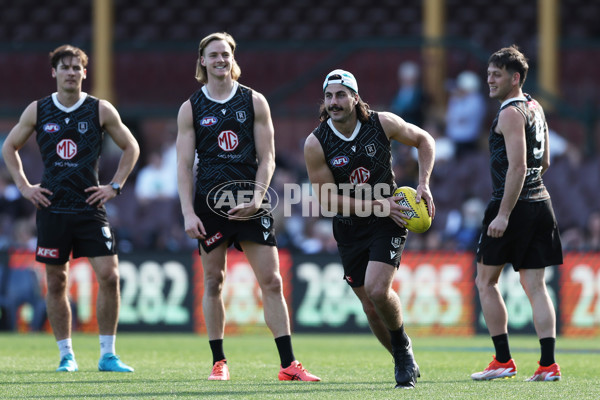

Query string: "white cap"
[[456, 71, 480, 92], [399, 61, 419, 80], [323, 69, 358, 93]]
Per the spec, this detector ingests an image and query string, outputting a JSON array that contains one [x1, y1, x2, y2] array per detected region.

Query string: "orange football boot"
[[526, 362, 561, 381], [471, 356, 517, 380], [278, 360, 320, 381], [208, 359, 230, 381]]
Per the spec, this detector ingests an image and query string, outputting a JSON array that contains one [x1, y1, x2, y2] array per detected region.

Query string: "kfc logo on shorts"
[[37, 247, 59, 258], [205, 232, 223, 246], [330, 155, 349, 167], [349, 167, 370, 184], [56, 139, 77, 160], [201, 116, 218, 126], [218, 130, 238, 151], [43, 123, 60, 133]]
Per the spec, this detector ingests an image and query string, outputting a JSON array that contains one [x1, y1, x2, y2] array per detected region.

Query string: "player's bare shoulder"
[[98, 98, 121, 127], [251, 89, 270, 115], [496, 104, 525, 135], [304, 133, 323, 155], [177, 99, 193, 122], [378, 111, 408, 140], [20, 100, 39, 126]]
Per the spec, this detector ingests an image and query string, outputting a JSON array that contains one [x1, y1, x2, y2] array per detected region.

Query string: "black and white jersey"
[[36, 93, 103, 213], [313, 111, 396, 202], [190, 82, 258, 200], [489, 93, 550, 202]]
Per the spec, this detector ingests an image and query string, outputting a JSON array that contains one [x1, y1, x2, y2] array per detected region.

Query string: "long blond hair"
[[195, 32, 241, 84]]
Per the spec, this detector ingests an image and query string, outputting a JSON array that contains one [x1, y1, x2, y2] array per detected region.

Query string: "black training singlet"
[[189, 82, 258, 202], [489, 93, 550, 202], [36, 93, 103, 213], [313, 111, 396, 202]]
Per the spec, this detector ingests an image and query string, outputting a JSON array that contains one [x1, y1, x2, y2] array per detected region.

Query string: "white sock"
[[99, 335, 116, 357], [57, 338, 74, 359]]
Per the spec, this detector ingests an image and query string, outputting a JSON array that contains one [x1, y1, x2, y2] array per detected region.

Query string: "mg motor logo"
[[349, 167, 370, 184], [218, 130, 238, 151], [56, 139, 77, 160]]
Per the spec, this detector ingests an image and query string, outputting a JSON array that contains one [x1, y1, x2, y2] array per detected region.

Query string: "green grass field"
[[1, 332, 599, 399]]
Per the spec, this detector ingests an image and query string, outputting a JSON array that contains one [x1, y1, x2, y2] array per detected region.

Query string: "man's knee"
[[474, 274, 493, 291], [46, 268, 68, 295], [364, 282, 389, 305], [475, 264, 503, 292], [519, 271, 546, 295], [96, 266, 120, 289], [360, 297, 379, 321], [258, 273, 283, 295], [203, 273, 225, 297]]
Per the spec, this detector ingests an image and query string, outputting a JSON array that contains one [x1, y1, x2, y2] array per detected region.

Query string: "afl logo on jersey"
[[56, 139, 77, 160], [218, 130, 238, 151], [330, 155, 349, 167], [43, 123, 60, 133], [201, 116, 218, 126], [349, 167, 370, 184]]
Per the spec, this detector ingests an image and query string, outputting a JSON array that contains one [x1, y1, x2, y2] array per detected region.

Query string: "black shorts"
[[476, 199, 563, 270], [333, 216, 408, 287], [197, 211, 277, 253], [36, 208, 117, 264]]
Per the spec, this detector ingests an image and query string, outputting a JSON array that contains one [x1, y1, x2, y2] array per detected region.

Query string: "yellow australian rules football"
[[393, 186, 432, 233]]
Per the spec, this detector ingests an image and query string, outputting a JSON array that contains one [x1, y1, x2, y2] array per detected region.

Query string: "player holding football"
[[471, 45, 563, 382], [176, 32, 319, 382], [2, 45, 139, 372], [304, 69, 435, 389]]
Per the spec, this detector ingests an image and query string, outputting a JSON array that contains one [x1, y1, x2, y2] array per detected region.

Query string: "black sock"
[[539, 337, 556, 367], [492, 334, 511, 363], [275, 335, 295, 368], [209, 339, 226, 364], [390, 325, 409, 348]]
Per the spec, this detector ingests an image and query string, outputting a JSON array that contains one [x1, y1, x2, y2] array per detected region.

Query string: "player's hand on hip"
[[84, 185, 116, 208], [21, 184, 52, 209]]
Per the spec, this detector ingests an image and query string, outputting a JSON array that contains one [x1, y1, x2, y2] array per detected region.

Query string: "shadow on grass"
[[1, 380, 408, 398]]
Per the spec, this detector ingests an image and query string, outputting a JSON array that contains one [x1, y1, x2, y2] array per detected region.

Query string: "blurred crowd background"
[[0, 0, 599, 256]]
